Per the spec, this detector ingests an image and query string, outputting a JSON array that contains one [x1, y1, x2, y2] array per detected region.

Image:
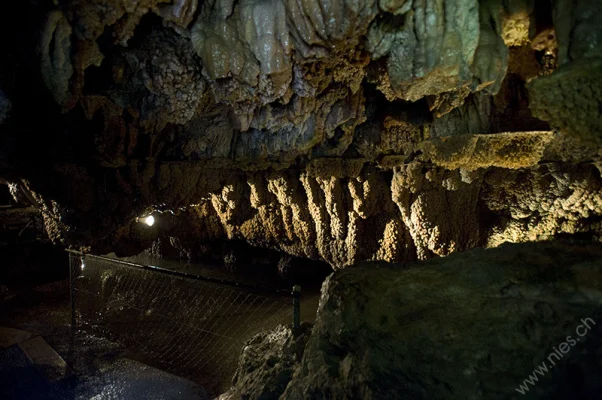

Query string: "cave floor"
[[0, 260, 324, 398], [0, 279, 208, 399]]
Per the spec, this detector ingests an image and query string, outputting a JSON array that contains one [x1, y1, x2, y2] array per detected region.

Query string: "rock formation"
[[227, 240, 602, 399], [218, 323, 312, 400], [0, 0, 600, 268], [1, 3, 602, 398]]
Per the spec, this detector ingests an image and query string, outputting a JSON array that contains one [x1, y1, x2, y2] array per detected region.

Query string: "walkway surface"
[[0, 325, 208, 400], [0, 280, 209, 400]]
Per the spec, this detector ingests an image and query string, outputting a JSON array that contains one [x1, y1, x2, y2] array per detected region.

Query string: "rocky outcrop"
[[528, 57, 602, 145], [367, 0, 501, 101], [40, 10, 74, 108], [526, 0, 602, 145], [219, 323, 312, 400], [10, 130, 602, 267], [257, 240, 602, 399]]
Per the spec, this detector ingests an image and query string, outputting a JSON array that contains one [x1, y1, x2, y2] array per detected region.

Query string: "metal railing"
[[67, 251, 298, 394]]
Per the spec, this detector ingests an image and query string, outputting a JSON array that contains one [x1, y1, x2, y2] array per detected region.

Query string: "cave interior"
[[1, 0, 602, 399]]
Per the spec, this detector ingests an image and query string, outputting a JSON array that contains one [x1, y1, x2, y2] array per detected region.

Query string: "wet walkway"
[[1, 253, 328, 397], [0, 330, 208, 400], [0, 281, 208, 399]]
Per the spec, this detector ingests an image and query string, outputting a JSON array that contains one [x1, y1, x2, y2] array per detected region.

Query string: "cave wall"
[[15, 134, 602, 267], [0, 0, 601, 267]]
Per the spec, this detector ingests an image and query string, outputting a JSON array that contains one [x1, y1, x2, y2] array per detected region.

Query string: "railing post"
[[292, 285, 301, 333], [69, 254, 80, 331]]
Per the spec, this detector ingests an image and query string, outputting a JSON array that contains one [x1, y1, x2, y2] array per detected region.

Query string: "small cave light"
[[144, 215, 155, 226]]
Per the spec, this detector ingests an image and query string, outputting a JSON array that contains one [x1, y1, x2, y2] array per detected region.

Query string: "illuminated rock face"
[[0, 1, 601, 266], [15, 146, 602, 267]]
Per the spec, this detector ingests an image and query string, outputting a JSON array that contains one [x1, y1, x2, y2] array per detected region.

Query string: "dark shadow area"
[[126, 238, 333, 293]]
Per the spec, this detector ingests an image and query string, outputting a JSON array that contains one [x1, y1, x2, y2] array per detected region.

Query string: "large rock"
[[365, 0, 481, 101], [528, 58, 602, 145], [219, 323, 312, 400], [527, 0, 602, 145], [283, 240, 602, 399]]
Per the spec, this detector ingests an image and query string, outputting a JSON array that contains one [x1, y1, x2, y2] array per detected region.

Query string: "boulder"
[[283, 240, 602, 399], [219, 323, 312, 400]]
